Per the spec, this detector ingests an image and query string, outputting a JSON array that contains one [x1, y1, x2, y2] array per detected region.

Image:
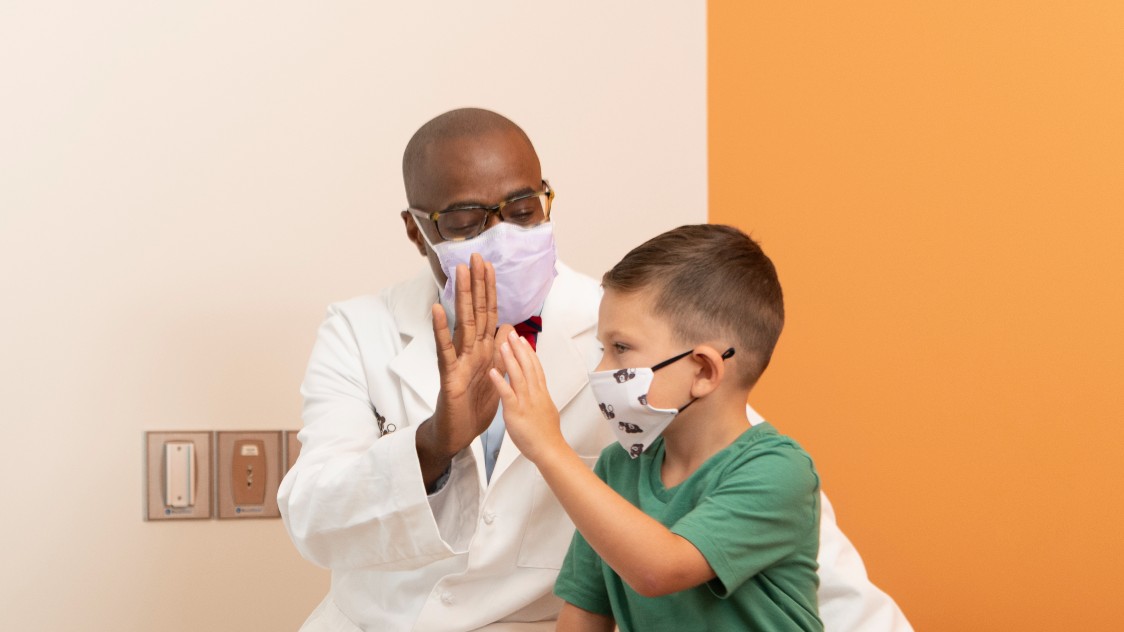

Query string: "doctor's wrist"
[[415, 417, 457, 488]]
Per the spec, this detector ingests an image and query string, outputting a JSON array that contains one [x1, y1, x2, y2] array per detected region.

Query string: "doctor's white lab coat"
[[278, 262, 912, 631]]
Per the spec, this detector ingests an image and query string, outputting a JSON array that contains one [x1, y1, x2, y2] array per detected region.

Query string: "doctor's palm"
[[430, 256, 513, 455]]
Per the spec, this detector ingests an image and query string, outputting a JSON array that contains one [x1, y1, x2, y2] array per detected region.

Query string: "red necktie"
[[512, 316, 543, 350]]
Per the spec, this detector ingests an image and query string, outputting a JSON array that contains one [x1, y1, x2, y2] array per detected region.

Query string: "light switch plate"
[[284, 430, 301, 474], [216, 431, 282, 519], [145, 431, 213, 520]]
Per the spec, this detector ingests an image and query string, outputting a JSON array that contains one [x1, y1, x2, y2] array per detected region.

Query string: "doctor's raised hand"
[[416, 252, 515, 488]]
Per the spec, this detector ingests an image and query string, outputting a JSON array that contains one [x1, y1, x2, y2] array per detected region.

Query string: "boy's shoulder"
[[722, 422, 817, 472], [732, 421, 811, 456], [711, 424, 820, 506]]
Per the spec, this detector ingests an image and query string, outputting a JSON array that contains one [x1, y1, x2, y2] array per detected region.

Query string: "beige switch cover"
[[145, 431, 212, 520], [216, 431, 282, 519]]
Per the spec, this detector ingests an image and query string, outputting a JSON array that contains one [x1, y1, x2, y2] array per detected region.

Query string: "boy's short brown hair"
[[602, 224, 784, 387]]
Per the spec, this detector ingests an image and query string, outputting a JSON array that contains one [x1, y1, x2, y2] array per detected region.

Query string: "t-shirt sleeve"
[[554, 528, 613, 616], [553, 455, 613, 616], [671, 444, 820, 598]]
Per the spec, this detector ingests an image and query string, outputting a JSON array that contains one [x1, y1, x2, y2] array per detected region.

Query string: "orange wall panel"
[[709, 2, 1124, 630]]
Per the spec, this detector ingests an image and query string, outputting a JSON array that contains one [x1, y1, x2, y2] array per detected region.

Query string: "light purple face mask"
[[415, 218, 558, 326]]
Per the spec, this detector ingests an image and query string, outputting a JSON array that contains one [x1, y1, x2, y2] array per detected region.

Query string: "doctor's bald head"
[[401, 108, 540, 209], [398, 108, 546, 276]]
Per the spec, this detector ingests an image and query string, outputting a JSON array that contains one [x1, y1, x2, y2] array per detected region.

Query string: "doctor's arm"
[[816, 493, 914, 631], [279, 257, 513, 572], [416, 256, 513, 488], [278, 300, 464, 572]]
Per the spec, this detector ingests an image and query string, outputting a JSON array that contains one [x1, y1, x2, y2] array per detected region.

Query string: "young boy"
[[489, 224, 822, 631]]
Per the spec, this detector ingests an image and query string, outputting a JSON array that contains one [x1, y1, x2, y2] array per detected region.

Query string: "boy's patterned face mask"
[[588, 348, 735, 458]]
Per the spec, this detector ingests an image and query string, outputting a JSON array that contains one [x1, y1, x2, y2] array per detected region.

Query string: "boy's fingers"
[[521, 335, 547, 388], [488, 368, 514, 401], [511, 332, 546, 392], [500, 340, 526, 393]]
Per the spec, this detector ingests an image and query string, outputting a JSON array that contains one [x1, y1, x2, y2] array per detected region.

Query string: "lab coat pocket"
[[516, 455, 599, 569]]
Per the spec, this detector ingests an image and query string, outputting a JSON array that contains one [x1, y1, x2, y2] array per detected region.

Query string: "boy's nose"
[[594, 354, 611, 373]]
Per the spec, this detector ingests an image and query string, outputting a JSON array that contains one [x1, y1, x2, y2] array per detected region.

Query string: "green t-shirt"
[[554, 422, 822, 632]]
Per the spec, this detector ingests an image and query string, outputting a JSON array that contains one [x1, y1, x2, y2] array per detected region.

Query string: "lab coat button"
[[440, 591, 454, 605], [483, 511, 496, 525]]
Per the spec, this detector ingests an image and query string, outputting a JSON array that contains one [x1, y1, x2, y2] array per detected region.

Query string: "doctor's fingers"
[[452, 263, 476, 350], [431, 304, 458, 373], [492, 323, 515, 375], [483, 261, 498, 335], [470, 254, 490, 344]]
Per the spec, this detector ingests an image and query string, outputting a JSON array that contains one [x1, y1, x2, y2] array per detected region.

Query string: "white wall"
[[0, 2, 705, 629]]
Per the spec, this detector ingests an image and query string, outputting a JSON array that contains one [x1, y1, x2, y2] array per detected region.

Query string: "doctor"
[[278, 108, 912, 631]]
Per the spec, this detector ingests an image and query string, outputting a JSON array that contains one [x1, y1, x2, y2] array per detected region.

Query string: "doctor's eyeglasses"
[[406, 180, 554, 242]]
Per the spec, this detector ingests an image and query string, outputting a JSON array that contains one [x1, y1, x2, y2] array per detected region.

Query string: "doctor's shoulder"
[[552, 261, 602, 300], [320, 275, 420, 353], [544, 261, 603, 325], [322, 267, 438, 343]]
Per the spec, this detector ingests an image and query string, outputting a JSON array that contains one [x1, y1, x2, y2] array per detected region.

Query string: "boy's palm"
[[490, 331, 564, 463]]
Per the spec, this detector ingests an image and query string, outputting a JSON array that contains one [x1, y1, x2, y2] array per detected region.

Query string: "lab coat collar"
[[386, 268, 441, 426]]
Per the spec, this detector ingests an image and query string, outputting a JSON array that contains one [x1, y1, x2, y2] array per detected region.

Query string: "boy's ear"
[[689, 345, 727, 399]]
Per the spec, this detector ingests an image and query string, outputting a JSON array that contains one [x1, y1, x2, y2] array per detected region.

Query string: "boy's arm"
[[489, 333, 715, 597], [557, 603, 615, 632]]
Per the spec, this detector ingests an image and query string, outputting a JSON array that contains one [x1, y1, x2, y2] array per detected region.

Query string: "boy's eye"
[[612, 343, 629, 354]]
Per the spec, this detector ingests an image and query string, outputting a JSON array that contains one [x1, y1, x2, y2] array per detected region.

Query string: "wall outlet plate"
[[145, 431, 213, 520], [216, 431, 282, 519], [284, 430, 301, 474]]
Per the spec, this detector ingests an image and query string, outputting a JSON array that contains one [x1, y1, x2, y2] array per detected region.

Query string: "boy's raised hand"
[[490, 329, 717, 599], [489, 330, 565, 464]]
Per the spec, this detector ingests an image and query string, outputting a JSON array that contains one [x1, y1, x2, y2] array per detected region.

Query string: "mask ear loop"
[[665, 347, 736, 413], [651, 349, 693, 372], [408, 212, 447, 257], [652, 347, 736, 372]]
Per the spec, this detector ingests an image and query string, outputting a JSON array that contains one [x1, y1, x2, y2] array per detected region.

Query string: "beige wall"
[[0, 2, 705, 629]]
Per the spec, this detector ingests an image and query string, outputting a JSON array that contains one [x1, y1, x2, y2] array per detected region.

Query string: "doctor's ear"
[[401, 211, 428, 257], [689, 345, 728, 399]]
